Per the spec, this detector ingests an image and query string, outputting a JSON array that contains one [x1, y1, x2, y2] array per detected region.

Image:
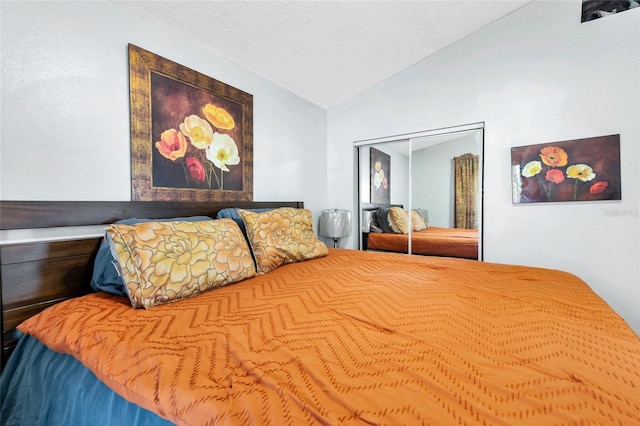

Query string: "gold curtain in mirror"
[[454, 153, 478, 229]]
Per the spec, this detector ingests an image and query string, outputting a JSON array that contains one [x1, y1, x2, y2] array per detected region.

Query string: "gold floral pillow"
[[107, 219, 256, 309], [410, 209, 428, 232], [388, 207, 409, 234], [238, 208, 328, 275]]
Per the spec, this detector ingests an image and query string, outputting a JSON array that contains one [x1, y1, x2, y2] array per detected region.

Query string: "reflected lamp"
[[318, 209, 351, 248]]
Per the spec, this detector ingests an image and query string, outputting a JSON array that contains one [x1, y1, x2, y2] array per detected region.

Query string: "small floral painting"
[[129, 44, 253, 201], [370, 147, 390, 204], [511, 134, 621, 203]]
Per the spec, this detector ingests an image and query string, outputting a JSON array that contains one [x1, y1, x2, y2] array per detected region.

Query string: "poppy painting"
[[370, 147, 391, 204], [129, 44, 253, 201], [511, 134, 621, 204]]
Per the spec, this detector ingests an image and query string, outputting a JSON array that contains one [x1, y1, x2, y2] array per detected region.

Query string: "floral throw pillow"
[[388, 207, 409, 234], [107, 219, 256, 309], [238, 208, 328, 275]]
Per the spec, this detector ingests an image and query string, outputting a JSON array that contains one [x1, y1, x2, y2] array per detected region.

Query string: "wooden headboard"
[[361, 202, 403, 211], [0, 200, 303, 367]]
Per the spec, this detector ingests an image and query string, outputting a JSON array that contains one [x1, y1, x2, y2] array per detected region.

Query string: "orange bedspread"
[[367, 227, 478, 259], [18, 249, 640, 425]]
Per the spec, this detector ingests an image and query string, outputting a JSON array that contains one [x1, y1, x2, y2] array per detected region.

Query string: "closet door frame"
[[354, 122, 484, 259]]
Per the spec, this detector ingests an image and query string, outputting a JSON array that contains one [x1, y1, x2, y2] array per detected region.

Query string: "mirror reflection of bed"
[[362, 204, 479, 260], [356, 123, 483, 260]]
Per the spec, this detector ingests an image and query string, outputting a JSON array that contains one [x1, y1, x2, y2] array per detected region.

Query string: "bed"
[[362, 204, 479, 259], [2, 200, 640, 425], [366, 227, 478, 259]]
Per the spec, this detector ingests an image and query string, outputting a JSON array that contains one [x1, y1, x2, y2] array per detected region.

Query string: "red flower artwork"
[[545, 169, 565, 184], [590, 181, 609, 195], [512, 135, 621, 203], [186, 157, 206, 183]]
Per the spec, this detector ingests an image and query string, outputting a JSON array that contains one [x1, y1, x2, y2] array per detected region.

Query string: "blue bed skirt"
[[1, 333, 173, 426]]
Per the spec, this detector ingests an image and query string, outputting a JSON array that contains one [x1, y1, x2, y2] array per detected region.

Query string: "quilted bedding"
[[17, 249, 640, 425], [367, 227, 478, 259]]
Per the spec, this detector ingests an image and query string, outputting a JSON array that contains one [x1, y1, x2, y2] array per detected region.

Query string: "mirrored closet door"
[[355, 123, 484, 260]]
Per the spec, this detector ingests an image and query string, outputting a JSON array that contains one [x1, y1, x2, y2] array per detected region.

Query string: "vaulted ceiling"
[[113, 1, 533, 109]]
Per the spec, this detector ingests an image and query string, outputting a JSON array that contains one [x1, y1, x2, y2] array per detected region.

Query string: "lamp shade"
[[361, 210, 371, 233], [318, 209, 351, 239]]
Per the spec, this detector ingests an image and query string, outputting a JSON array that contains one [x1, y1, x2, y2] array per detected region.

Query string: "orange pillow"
[[238, 208, 328, 274], [388, 207, 409, 234], [410, 210, 428, 232], [107, 219, 255, 309]]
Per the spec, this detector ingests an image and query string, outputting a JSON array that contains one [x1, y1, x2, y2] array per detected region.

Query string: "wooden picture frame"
[[129, 44, 253, 201], [511, 134, 621, 203], [370, 147, 390, 204]]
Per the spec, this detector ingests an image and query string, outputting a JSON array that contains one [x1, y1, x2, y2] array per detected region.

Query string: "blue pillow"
[[90, 216, 212, 296]]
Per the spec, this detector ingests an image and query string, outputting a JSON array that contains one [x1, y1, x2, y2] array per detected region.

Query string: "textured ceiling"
[[113, 1, 533, 109]]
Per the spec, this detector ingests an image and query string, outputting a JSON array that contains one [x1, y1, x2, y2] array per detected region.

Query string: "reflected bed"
[[362, 203, 478, 259], [367, 226, 478, 259]]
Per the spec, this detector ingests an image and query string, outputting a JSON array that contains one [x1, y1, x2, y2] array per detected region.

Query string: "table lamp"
[[318, 209, 351, 248]]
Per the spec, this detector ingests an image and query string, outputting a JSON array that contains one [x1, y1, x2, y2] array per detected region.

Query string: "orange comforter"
[[367, 227, 478, 259], [18, 250, 640, 425]]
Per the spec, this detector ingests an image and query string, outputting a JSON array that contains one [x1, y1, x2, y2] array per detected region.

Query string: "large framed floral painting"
[[129, 44, 253, 201], [511, 134, 621, 204], [370, 147, 390, 204]]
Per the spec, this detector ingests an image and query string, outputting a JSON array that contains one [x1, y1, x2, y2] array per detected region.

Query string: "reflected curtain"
[[454, 153, 478, 229]]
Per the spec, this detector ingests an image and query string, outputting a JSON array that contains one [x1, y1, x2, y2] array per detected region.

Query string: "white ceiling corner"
[[112, 1, 533, 109]]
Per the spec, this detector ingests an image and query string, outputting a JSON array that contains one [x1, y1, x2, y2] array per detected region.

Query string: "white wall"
[[329, 1, 640, 333], [0, 1, 327, 220]]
